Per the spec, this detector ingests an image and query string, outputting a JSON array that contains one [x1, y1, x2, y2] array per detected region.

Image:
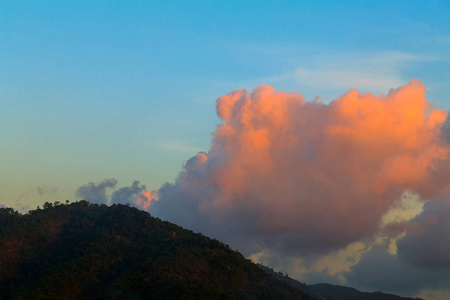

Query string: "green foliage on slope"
[[0, 201, 315, 300]]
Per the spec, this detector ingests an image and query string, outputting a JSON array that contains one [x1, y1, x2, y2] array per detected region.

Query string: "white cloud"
[[293, 51, 436, 94], [295, 68, 401, 92], [215, 50, 438, 103]]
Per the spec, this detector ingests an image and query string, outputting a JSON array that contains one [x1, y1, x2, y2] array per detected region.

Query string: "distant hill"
[[259, 265, 424, 300], [0, 201, 316, 300]]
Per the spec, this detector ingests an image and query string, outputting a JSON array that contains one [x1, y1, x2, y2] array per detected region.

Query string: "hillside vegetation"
[[0, 201, 315, 300]]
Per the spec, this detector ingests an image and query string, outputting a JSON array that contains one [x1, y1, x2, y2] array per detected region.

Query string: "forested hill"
[[0, 201, 316, 300]]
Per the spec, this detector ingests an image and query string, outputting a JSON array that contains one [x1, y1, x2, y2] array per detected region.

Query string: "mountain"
[[259, 265, 424, 300], [0, 201, 316, 300]]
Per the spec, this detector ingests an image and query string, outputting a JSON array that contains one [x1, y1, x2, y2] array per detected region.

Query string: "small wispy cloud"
[[212, 49, 439, 102], [292, 51, 437, 94], [15, 188, 32, 202], [36, 185, 59, 196], [295, 68, 402, 92]]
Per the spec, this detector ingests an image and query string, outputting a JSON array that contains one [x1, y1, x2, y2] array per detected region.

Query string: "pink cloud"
[[152, 80, 450, 255]]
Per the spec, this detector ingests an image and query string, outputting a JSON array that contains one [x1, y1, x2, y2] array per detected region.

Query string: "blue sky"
[[1, 0, 449, 205], [2, 2, 450, 297], [1, 1, 449, 202]]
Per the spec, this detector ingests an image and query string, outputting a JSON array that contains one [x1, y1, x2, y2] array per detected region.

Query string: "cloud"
[[294, 68, 401, 92], [16, 188, 32, 203], [397, 197, 450, 269], [75, 179, 118, 205], [345, 244, 450, 296], [293, 52, 435, 95], [439, 113, 450, 143], [253, 192, 450, 298], [71, 79, 450, 298], [15, 189, 32, 213], [111, 180, 158, 209], [134, 190, 157, 211], [0, 204, 6, 209], [151, 80, 450, 258], [222, 51, 437, 103], [36, 185, 58, 196], [75, 179, 157, 210], [111, 181, 146, 205]]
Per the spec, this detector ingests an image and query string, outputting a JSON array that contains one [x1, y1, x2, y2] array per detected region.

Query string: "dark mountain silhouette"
[[259, 265, 424, 300], [0, 201, 315, 300]]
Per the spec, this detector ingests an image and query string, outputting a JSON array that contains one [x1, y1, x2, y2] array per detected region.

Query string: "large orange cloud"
[[152, 80, 450, 255]]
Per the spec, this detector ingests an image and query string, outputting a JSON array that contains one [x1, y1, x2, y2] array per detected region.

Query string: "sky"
[[2, 1, 450, 299]]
